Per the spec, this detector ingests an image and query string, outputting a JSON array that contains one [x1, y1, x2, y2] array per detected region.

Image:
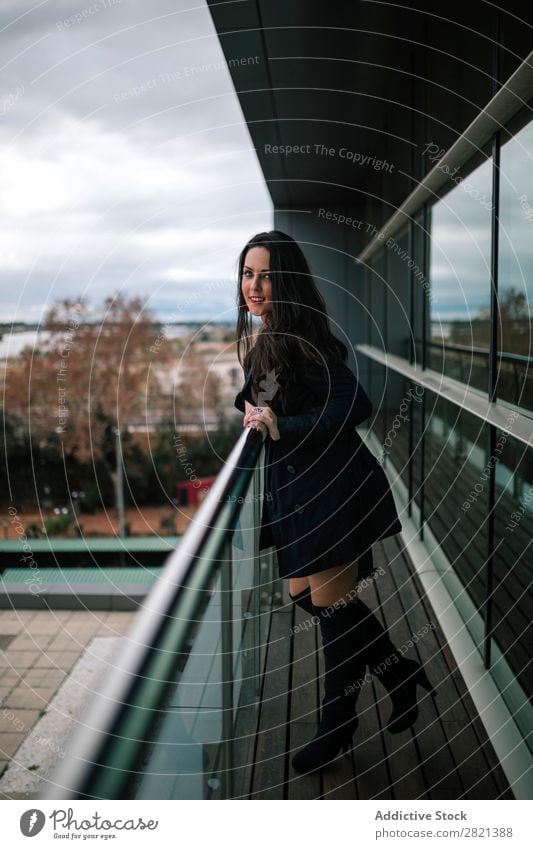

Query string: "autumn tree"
[[4, 294, 173, 463]]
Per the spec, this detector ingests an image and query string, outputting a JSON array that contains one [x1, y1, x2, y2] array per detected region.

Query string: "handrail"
[[423, 339, 531, 366], [355, 50, 533, 264], [43, 424, 266, 800]]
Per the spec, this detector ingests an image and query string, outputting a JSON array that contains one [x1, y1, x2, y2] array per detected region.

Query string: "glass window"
[[384, 372, 422, 491], [369, 251, 386, 349], [497, 119, 533, 412], [368, 253, 387, 443], [427, 153, 493, 392], [369, 362, 387, 449], [424, 391, 489, 651], [385, 228, 411, 359], [364, 263, 372, 346], [411, 377, 425, 512], [412, 210, 427, 365], [492, 433, 533, 726]]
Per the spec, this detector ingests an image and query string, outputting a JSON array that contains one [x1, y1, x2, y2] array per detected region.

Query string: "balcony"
[[0, 424, 515, 800]]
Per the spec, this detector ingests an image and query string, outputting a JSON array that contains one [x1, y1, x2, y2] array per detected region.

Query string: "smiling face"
[[241, 246, 273, 323]]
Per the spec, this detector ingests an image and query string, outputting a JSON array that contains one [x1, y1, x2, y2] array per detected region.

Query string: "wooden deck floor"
[[245, 536, 514, 800]]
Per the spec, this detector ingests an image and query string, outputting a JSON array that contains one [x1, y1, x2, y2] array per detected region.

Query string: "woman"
[[233, 230, 436, 774]]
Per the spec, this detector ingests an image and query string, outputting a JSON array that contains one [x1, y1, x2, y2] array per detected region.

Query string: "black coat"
[[234, 359, 402, 581]]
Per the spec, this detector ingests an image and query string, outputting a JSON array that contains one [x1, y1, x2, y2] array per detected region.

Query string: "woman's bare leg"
[[307, 560, 358, 607], [289, 576, 310, 598]]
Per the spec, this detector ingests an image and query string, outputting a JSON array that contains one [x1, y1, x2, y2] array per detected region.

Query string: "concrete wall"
[[274, 205, 371, 387]]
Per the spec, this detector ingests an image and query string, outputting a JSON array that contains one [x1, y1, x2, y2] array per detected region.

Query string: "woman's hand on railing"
[[243, 405, 280, 441]]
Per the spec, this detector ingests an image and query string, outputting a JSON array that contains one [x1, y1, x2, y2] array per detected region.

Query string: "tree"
[[3, 294, 235, 515], [497, 286, 530, 321], [4, 294, 173, 463]]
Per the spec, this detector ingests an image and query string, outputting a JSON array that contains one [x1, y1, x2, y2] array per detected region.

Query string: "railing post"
[[220, 537, 234, 798]]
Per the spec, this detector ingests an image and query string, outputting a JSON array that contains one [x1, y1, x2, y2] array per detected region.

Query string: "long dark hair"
[[235, 230, 347, 411]]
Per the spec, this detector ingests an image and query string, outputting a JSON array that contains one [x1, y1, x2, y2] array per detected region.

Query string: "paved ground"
[[1, 505, 196, 539], [0, 608, 135, 798]]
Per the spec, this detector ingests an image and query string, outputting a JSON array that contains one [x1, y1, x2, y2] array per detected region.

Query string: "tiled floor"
[[0, 608, 134, 794]]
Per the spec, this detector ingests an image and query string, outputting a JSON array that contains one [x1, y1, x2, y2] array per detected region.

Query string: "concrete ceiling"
[[206, 1, 510, 214], [207, 0, 422, 207]]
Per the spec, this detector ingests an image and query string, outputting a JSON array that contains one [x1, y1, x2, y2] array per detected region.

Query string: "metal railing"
[[43, 423, 281, 800]]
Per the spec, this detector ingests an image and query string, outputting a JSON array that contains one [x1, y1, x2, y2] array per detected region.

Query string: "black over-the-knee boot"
[[289, 590, 437, 735], [339, 598, 438, 733], [291, 602, 367, 773]]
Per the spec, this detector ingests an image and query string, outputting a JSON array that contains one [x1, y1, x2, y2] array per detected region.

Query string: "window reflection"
[[497, 119, 533, 412], [492, 434, 533, 712], [424, 392, 489, 650], [428, 154, 493, 392], [369, 255, 387, 444], [385, 229, 411, 360], [412, 210, 426, 364], [386, 372, 420, 490]]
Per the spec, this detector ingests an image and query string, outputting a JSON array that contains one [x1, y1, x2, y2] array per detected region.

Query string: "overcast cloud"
[[0, 0, 272, 323]]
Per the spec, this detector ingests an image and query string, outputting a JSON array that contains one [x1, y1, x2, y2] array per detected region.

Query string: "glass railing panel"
[[229, 459, 271, 798], [125, 467, 261, 800], [105, 440, 277, 801], [41, 426, 269, 800], [126, 557, 231, 799]]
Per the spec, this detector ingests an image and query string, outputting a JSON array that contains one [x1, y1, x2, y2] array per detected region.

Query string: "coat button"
[[286, 464, 296, 473], [294, 503, 304, 514]]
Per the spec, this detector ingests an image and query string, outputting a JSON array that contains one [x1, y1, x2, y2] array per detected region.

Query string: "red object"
[[175, 477, 216, 507]]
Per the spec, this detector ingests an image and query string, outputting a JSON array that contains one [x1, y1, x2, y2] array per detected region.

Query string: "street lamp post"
[[113, 427, 126, 538]]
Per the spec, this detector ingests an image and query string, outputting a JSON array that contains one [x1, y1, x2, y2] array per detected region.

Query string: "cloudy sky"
[[0, 0, 272, 324]]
